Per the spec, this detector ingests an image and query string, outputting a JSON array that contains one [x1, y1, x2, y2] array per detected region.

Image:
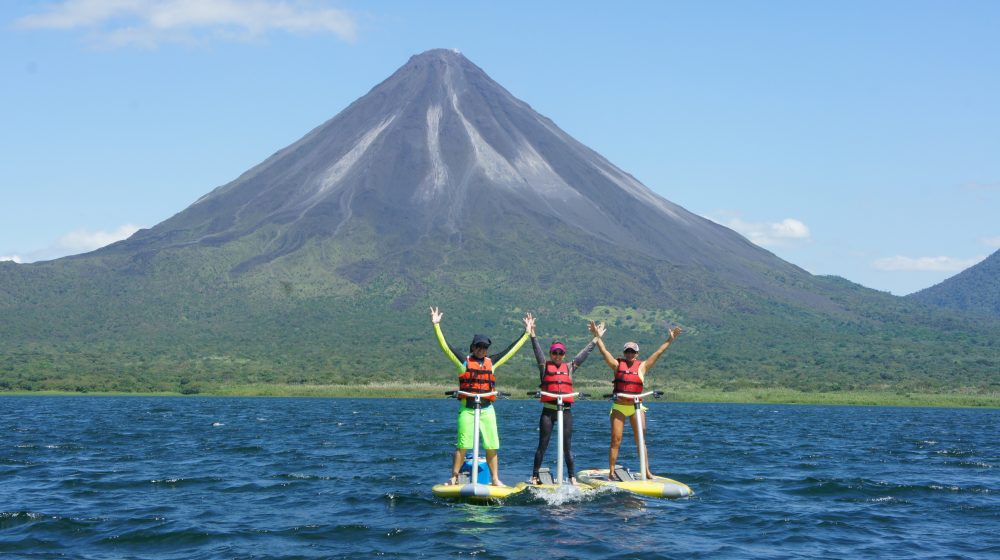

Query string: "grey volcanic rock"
[[909, 249, 1000, 316], [116, 49, 798, 284]]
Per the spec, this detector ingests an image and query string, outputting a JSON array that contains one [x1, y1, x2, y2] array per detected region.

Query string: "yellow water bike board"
[[576, 468, 693, 499], [431, 482, 527, 501]]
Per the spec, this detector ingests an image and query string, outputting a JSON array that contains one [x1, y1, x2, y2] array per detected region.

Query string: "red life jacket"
[[459, 356, 496, 401], [613, 358, 644, 397], [540, 361, 574, 404]]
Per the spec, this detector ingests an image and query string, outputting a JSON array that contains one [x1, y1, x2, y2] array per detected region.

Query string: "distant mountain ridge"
[[1, 49, 997, 395], [909, 250, 1000, 317]]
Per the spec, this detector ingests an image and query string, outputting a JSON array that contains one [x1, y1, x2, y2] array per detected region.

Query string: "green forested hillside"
[[2, 236, 997, 397]]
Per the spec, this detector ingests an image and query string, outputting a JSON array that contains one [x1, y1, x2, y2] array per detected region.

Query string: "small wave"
[[275, 473, 331, 481], [935, 448, 974, 457], [0, 511, 48, 523], [226, 445, 265, 454], [951, 461, 994, 469], [148, 477, 222, 487], [211, 422, 224, 427]]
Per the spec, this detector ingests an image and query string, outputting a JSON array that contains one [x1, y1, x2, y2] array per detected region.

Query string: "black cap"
[[470, 334, 492, 349]]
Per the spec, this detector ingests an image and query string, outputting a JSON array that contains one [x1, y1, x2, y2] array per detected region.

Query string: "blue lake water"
[[1, 396, 997, 559]]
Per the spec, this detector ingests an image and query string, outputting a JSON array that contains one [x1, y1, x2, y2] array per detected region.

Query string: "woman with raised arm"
[[589, 320, 682, 480], [526, 314, 604, 485], [431, 306, 531, 487]]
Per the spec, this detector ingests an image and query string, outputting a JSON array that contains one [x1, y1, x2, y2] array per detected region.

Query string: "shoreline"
[[2, 383, 997, 408]]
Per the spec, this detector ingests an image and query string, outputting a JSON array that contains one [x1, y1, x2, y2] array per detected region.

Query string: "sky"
[[2, 1, 999, 296]]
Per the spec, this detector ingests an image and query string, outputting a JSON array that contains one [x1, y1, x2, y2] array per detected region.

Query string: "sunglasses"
[[624, 349, 638, 354], [473, 344, 490, 350], [550, 350, 565, 355]]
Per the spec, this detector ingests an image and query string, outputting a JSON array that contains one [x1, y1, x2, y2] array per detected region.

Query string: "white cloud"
[[16, 0, 357, 47], [715, 213, 811, 247], [56, 224, 142, 253], [872, 255, 986, 272], [981, 236, 1000, 248], [1, 255, 23, 263]]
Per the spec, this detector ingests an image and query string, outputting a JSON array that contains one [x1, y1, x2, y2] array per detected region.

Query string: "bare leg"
[[448, 448, 465, 484], [486, 449, 505, 486], [609, 410, 626, 479]]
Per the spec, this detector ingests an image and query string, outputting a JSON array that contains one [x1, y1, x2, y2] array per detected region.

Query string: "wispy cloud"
[[872, 255, 986, 272], [16, 0, 357, 48], [713, 212, 811, 247], [55, 224, 142, 253], [981, 236, 1000, 248], [9, 224, 143, 263]]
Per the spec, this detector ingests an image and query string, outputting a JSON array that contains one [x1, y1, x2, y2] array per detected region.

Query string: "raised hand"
[[430, 306, 443, 324], [668, 326, 682, 341], [588, 320, 605, 338], [523, 312, 536, 336]]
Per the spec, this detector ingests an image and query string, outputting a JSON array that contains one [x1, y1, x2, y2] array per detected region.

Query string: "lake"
[[1, 397, 997, 559]]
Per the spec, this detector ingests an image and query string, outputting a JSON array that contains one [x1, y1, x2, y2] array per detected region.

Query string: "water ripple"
[[1, 397, 997, 559]]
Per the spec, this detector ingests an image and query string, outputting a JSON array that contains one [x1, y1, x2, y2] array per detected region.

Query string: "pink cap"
[[549, 341, 566, 353], [623, 342, 639, 352]]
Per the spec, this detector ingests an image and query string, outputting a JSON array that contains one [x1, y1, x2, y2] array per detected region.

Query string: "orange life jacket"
[[459, 356, 496, 401], [613, 358, 644, 398], [540, 361, 574, 404]]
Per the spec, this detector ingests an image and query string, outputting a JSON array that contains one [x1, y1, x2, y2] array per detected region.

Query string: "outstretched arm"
[[641, 326, 682, 374], [571, 320, 604, 368], [527, 313, 546, 373], [589, 320, 618, 369], [430, 306, 464, 372]]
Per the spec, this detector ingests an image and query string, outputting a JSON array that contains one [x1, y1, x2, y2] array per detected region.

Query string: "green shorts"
[[610, 402, 648, 417], [457, 404, 499, 450]]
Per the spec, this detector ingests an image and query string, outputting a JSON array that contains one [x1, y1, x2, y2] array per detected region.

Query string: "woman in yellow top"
[[588, 320, 682, 480]]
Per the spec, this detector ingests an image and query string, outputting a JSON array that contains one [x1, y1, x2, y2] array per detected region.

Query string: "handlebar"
[[526, 391, 591, 399], [444, 390, 509, 399], [602, 390, 664, 400]]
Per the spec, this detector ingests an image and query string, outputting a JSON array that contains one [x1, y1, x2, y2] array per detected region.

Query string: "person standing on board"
[[526, 314, 603, 485], [589, 320, 682, 480], [431, 306, 531, 487]]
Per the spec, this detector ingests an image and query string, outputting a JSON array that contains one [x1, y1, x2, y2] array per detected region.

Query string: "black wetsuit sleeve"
[[530, 336, 546, 379], [569, 340, 597, 373]]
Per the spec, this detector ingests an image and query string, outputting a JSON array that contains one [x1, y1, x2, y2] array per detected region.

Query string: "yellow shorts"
[[610, 402, 648, 417]]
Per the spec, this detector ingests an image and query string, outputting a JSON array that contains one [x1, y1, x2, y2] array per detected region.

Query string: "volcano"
[[114, 49, 799, 285], [1, 49, 996, 394]]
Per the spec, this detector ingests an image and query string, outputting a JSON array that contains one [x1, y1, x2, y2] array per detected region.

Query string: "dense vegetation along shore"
[[3, 383, 997, 408]]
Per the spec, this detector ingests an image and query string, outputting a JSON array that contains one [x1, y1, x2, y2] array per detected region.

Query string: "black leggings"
[[533, 407, 574, 477]]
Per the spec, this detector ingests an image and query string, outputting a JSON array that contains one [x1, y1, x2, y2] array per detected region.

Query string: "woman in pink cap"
[[526, 314, 604, 485], [589, 321, 682, 480]]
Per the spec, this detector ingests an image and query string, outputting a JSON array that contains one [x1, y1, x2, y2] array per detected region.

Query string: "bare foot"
[[528, 476, 540, 485], [568, 477, 578, 485], [492, 480, 508, 487], [443, 475, 458, 486]]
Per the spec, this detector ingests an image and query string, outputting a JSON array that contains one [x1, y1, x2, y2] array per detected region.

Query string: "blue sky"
[[2, 1, 998, 295]]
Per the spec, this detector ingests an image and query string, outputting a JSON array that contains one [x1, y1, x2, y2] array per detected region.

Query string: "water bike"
[[523, 390, 593, 492], [576, 390, 694, 499], [431, 390, 528, 502]]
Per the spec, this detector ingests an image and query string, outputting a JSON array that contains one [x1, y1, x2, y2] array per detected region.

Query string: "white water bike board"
[[576, 468, 693, 499]]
